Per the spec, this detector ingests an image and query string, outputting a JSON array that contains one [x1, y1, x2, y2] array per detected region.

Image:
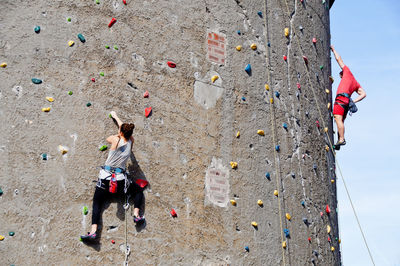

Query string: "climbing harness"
[[335, 93, 358, 115], [262, 1, 286, 265], [280, 0, 375, 264]]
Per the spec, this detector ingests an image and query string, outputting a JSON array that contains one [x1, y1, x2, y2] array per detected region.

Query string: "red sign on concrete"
[[207, 32, 225, 65]]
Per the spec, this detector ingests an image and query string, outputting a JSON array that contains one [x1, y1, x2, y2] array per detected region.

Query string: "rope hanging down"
[[281, 0, 375, 265], [262, 1, 286, 265]]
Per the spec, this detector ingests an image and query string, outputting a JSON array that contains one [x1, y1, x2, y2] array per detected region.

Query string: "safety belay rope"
[[280, 0, 375, 265]]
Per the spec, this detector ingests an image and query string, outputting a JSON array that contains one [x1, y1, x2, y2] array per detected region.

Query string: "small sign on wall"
[[205, 157, 229, 207], [207, 31, 226, 65]]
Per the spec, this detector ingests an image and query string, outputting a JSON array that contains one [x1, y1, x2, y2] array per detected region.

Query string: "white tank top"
[[104, 138, 132, 170]]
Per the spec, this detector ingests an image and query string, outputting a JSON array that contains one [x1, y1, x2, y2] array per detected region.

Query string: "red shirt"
[[336, 65, 361, 99]]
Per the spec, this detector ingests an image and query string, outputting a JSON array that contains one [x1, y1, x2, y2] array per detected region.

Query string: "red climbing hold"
[[326, 205, 331, 214], [91, 78, 95, 82], [170, 208, 177, 217], [303, 56, 308, 65], [111, 240, 115, 244], [135, 179, 149, 188], [328, 237, 331, 242], [297, 83, 301, 89], [108, 18, 117, 28], [167, 61, 176, 68], [123, 0, 127, 4], [145, 107, 152, 118], [308, 237, 311, 242], [316, 120, 320, 128], [143, 91, 149, 98], [312, 38, 317, 44], [283, 55, 287, 61]]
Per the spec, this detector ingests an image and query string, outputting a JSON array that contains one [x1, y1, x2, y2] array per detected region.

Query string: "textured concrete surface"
[[0, 0, 340, 265]]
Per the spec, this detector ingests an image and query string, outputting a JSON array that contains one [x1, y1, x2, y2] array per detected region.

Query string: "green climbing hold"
[[77, 33, 86, 43], [41, 153, 47, 160], [0, 187, 3, 196], [82, 206, 89, 215], [109, 114, 112, 118], [32, 78, 42, 84], [113, 45, 118, 50], [9, 232, 15, 236], [99, 72, 104, 76], [99, 145, 108, 151], [86, 102, 92, 107], [67, 17, 71, 22], [95, 0, 100, 4], [68, 91, 73, 95], [34, 26, 40, 33], [320, 65, 324, 70], [105, 45, 110, 49]]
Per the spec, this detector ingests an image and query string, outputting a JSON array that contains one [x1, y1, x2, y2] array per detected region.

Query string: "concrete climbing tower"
[[0, 0, 340, 264]]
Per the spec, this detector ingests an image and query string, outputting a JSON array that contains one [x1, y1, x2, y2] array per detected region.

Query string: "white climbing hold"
[[58, 145, 68, 155]]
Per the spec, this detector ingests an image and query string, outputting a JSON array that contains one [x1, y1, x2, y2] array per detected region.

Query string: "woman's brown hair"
[[120, 123, 135, 139]]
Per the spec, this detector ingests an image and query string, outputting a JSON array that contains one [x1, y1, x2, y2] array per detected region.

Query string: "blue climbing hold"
[[257, 11, 263, 17], [301, 200, 305, 206], [245, 246, 249, 252], [303, 217, 308, 224], [34, 26, 40, 33], [265, 172, 271, 179], [267, 42, 271, 47], [313, 163, 317, 170], [77, 33, 86, 43], [245, 64, 251, 75], [283, 123, 288, 129], [32, 78, 42, 84], [275, 91, 280, 98], [284, 228, 290, 237], [237, 30, 241, 35], [275, 145, 280, 151], [241, 97, 246, 101]]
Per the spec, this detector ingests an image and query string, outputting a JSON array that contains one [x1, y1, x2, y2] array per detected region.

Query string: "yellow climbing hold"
[[284, 27, 289, 37], [327, 225, 331, 234], [282, 241, 287, 248], [257, 200, 263, 206], [0, 235, 4, 241], [250, 43, 257, 50], [338, 239, 341, 244], [331, 179, 335, 183], [324, 127, 328, 133], [58, 145, 68, 155], [46, 97, 54, 102], [0, 62, 7, 68], [257, 130, 265, 136], [230, 161, 238, 169], [274, 190, 278, 196], [327, 103, 331, 109], [230, 199, 237, 206], [325, 89, 330, 94], [325, 145, 330, 152], [285, 213, 291, 221], [251, 221, 258, 227], [42, 107, 51, 112], [211, 75, 219, 83], [331, 246, 335, 252], [265, 84, 270, 91], [270, 98, 274, 104], [68, 40, 75, 47], [329, 76, 334, 83], [236, 45, 242, 51]]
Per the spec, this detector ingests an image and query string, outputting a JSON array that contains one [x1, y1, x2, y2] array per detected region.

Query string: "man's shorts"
[[333, 96, 349, 119]]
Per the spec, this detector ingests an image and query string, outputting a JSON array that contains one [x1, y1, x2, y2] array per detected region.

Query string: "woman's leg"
[[91, 180, 108, 234], [129, 181, 144, 217]]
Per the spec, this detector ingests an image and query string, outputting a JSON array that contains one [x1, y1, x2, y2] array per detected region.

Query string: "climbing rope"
[[280, 0, 375, 265], [123, 193, 130, 265], [262, 1, 286, 265]]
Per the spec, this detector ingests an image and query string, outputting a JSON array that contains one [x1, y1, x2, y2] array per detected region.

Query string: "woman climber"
[[81, 111, 145, 241]]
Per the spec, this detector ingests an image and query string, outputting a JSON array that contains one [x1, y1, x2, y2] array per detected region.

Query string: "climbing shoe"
[[334, 139, 346, 150], [134, 215, 145, 224], [80, 232, 97, 241]]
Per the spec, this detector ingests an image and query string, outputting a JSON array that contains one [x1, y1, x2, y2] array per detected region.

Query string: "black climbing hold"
[[303, 217, 308, 224], [291, 172, 295, 178]]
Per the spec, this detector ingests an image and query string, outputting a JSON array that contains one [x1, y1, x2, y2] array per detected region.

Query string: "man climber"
[[331, 45, 366, 150]]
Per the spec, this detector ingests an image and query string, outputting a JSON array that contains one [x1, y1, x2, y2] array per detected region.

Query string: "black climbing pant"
[[92, 179, 144, 225]]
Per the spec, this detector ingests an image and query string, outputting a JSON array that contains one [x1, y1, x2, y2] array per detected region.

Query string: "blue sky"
[[330, 0, 400, 265]]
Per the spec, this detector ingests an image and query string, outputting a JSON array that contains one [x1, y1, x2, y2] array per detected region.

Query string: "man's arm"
[[110, 111, 123, 128], [330, 45, 345, 69], [353, 87, 366, 103]]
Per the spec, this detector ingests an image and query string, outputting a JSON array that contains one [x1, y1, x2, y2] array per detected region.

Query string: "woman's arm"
[[110, 111, 123, 128]]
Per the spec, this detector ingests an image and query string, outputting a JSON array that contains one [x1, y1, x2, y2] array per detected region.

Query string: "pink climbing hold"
[[283, 55, 287, 61], [303, 56, 309, 64], [316, 120, 320, 128], [108, 18, 117, 28], [326, 205, 331, 214], [320, 211, 324, 217], [328, 237, 331, 242], [167, 61, 176, 68], [312, 38, 317, 44], [91, 78, 95, 82], [143, 91, 149, 98], [170, 208, 177, 217], [297, 83, 301, 89], [145, 107, 152, 118], [135, 179, 149, 188]]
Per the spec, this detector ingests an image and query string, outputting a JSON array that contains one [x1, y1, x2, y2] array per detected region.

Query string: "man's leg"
[[334, 114, 345, 142]]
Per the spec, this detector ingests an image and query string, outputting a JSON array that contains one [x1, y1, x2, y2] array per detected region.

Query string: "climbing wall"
[[0, 0, 340, 265]]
